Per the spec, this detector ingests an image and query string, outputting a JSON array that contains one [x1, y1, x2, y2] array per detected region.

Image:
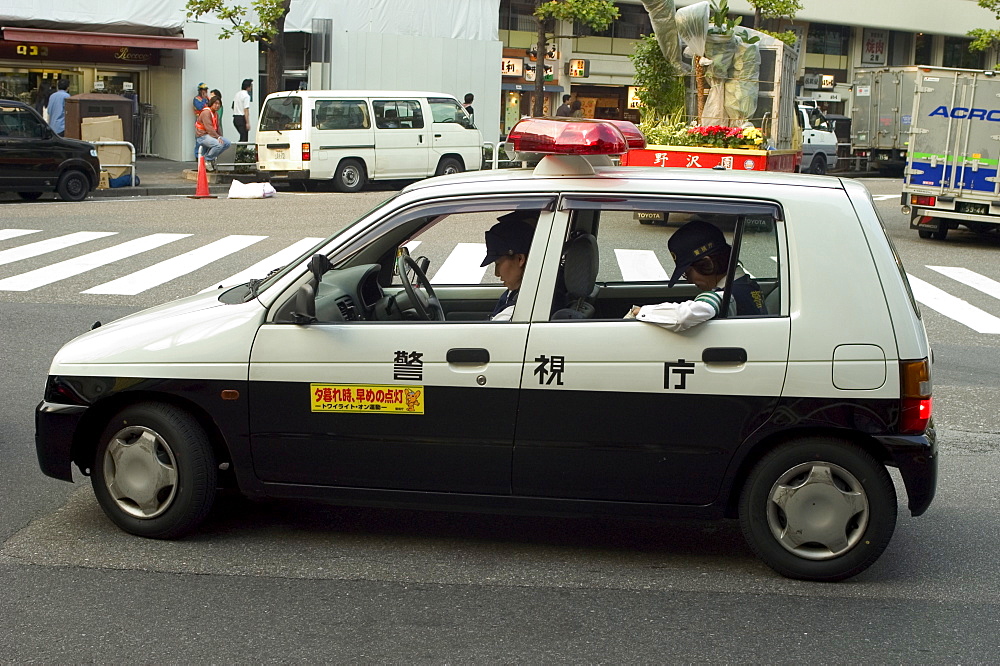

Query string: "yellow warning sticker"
[[310, 384, 423, 414]]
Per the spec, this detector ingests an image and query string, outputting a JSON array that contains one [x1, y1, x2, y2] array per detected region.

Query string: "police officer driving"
[[628, 219, 767, 331], [480, 212, 536, 321]]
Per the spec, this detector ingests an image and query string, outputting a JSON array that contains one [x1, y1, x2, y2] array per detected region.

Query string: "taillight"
[[910, 195, 936, 207], [899, 358, 932, 434], [302, 142, 311, 161]]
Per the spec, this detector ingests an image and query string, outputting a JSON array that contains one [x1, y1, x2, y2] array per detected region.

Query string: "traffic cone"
[[188, 149, 217, 199]]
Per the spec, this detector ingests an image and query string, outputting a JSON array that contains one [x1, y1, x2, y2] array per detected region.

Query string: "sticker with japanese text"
[[311, 384, 424, 414]]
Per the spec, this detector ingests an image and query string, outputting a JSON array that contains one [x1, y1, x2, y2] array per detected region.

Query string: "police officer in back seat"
[[480, 212, 537, 321], [627, 219, 766, 331]]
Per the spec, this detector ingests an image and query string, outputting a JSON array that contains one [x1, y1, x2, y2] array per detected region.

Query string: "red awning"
[[1, 26, 198, 50]]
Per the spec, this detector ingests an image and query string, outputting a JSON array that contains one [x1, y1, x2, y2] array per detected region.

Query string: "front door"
[[513, 195, 790, 505], [0, 103, 55, 187]]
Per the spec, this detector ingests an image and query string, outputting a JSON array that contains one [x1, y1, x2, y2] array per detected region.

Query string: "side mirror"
[[291, 280, 317, 325]]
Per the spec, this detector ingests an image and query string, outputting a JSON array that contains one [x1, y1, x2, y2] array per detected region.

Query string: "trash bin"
[[64, 94, 135, 144]]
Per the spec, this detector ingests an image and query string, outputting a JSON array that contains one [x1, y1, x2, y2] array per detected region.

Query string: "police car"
[[35, 118, 935, 582]]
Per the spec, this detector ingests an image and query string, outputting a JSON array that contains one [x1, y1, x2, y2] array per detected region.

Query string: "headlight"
[[90, 149, 98, 157]]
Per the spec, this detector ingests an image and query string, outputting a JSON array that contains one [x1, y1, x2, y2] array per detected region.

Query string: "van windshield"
[[260, 96, 302, 132]]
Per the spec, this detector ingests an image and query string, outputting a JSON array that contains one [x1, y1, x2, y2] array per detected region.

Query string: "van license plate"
[[957, 202, 989, 215], [273, 150, 287, 161]]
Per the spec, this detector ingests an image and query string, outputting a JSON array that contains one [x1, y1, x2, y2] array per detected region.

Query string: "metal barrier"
[[213, 141, 258, 171], [482, 140, 523, 170], [92, 140, 137, 185]]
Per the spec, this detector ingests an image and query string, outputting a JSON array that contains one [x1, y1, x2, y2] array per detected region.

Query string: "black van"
[[0, 99, 101, 202]]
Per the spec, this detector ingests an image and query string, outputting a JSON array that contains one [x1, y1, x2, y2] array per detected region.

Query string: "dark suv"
[[0, 99, 100, 202]]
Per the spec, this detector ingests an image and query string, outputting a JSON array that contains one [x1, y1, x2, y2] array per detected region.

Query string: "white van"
[[797, 105, 839, 175], [256, 90, 483, 192]]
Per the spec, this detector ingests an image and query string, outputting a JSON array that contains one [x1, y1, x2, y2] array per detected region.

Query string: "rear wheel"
[[435, 157, 463, 177], [92, 402, 217, 539], [17, 191, 43, 201], [739, 438, 896, 581], [56, 169, 90, 202], [333, 158, 366, 193]]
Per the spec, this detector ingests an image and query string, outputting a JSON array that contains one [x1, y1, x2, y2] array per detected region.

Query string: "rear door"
[[372, 99, 428, 178], [311, 98, 375, 179], [513, 195, 790, 504]]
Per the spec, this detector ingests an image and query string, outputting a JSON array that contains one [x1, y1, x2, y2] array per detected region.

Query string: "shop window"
[[943, 36, 984, 69], [500, 0, 537, 32], [806, 23, 850, 56], [888, 31, 913, 66], [915, 33, 933, 66]]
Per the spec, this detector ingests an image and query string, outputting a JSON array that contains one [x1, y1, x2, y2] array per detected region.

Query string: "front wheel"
[[739, 438, 896, 581], [807, 154, 827, 176], [56, 169, 90, 202], [17, 191, 43, 201], [435, 157, 463, 177], [333, 158, 366, 193], [91, 403, 217, 539]]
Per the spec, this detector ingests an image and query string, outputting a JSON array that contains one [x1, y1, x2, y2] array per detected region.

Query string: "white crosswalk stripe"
[[871, 194, 899, 201], [615, 249, 669, 281], [907, 274, 1000, 334], [0, 229, 41, 242], [927, 265, 1000, 301], [83, 235, 267, 295], [199, 237, 324, 293], [429, 243, 488, 284], [0, 234, 190, 292], [0, 231, 116, 267]]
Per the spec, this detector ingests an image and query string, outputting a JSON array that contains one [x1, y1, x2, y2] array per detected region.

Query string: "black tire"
[[435, 157, 463, 177], [808, 154, 827, 176], [91, 402, 217, 539], [931, 224, 949, 241], [56, 169, 90, 202], [917, 229, 933, 239], [738, 438, 896, 581], [333, 158, 366, 193], [17, 191, 43, 201]]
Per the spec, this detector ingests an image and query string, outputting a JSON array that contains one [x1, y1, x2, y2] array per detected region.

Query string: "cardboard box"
[[81, 116, 129, 178], [97, 136, 130, 179], [97, 171, 110, 190]]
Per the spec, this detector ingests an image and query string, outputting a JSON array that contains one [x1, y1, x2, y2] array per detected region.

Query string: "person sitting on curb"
[[195, 96, 231, 172]]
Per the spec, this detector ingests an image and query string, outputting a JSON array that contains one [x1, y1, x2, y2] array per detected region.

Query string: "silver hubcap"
[[103, 426, 178, 519], [443, 165, 459, 174], [342, 166, 360, 187], [766, 461, 868, 560]]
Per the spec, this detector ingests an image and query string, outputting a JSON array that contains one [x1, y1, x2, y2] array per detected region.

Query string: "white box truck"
[[852, 66, 918, 174], [903, 66, 1000, 240]]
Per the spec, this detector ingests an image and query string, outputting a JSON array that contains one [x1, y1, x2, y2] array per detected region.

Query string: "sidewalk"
[[92, 156, 260, 198]]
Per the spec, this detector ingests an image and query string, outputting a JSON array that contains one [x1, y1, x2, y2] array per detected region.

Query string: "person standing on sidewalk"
[[46, 79, 71, 136], [195, 96, 231, 171], [231, 78, 253, 143]]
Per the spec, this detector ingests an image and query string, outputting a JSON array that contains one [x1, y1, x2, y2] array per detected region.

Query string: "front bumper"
[[877, 427, 938, 516], [35, 400, 88, 482]]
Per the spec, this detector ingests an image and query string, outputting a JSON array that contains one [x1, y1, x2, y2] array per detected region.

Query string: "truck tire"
[[807, 154, 827, 176]]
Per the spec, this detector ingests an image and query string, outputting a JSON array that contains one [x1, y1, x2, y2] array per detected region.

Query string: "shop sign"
[[627, 86, 644, 109], [0, 41, 159, 66], [803, 73, 820, 90], [821, 74, 836, 90], [862, 29, 887, 66], [501, 57, 523, 77], [524, 61, 554, 82], [567, 59, 590, 78]]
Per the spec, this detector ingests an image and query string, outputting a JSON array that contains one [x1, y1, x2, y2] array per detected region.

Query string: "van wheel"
[[738, 438, 896, 581], [91, 402, 217, 539], [17, 191, 43, 201], [57, 169, 90, 202], [435, 157, 463, 176], [807, 154, 827, 175], [333, 159, 366, 193]]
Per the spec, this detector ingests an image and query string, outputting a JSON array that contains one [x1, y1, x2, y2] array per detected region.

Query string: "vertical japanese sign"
[[862, 29, 887, 66]]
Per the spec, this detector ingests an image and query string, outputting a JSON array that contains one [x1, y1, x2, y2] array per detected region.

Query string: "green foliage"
[[748, 0, 803, 20], [708, 0, 742, 35], [758, 28, 798, 46], [968, 27, 1000, 52], [629, 34, 686, 120], [185, 0, 290, 46], [534, 0, 620, 31]]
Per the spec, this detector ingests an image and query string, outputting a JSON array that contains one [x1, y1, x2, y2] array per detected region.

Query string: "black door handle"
[[434, 133, 442, 138], [447, 348, 490, 364], [702, 347, 747, 363]]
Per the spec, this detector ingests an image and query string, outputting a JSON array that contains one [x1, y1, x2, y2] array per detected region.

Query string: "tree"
[[530, 0, 620, 116], [969, 0, 1000, 52], [629, 33, 685, 121], [747, 0, 801, 45], [185, 0, 293, 99]]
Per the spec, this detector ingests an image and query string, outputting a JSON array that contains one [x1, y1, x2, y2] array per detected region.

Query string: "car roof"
[[263, 90, 458, 100]]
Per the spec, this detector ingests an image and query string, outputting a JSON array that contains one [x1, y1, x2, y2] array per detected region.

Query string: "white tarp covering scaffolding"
[[0, 0, 183, 33], [285, 0, 499, 40]]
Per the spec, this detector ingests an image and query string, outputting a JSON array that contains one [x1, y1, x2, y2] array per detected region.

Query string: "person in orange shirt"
[[195, 96, 231, 171]]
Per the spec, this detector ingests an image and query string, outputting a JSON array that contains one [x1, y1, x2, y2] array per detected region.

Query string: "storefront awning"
[[502, 83, 564, 93], [1, 27, 198, 50]]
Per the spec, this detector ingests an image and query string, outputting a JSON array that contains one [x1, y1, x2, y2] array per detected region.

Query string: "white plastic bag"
[[227, 179, 276, 199]]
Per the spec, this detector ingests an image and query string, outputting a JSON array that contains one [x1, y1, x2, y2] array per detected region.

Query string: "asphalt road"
[[1, 176, 998, 662]]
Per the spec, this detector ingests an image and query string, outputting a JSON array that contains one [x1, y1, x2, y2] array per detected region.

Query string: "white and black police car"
[[36, 118, 935, 581]]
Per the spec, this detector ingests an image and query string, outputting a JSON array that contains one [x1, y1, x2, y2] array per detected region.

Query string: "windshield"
[[260, 96, 302, 132]]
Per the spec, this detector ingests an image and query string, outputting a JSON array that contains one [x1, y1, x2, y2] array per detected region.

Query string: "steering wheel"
[[395, 252, 445, 321]]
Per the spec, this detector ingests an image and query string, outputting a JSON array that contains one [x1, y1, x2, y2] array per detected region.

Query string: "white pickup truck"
[[797, 104, 839, 175]]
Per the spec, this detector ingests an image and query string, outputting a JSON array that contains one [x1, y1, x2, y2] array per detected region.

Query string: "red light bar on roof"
[[506, 117, 631, 156], [597, 119, 646, 150]]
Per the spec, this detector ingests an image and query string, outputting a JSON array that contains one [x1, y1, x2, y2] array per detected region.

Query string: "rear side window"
[[315, 100, 370, 130], [373, 100, 424, 129], [260, 97, 302, 131], [0, 105, 45, 139]]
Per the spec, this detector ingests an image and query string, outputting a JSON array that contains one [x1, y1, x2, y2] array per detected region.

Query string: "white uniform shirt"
[[633, 268, 748, 332], [232, 89, 251, 118]]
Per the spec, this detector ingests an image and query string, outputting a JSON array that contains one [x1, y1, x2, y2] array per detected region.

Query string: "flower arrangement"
[[638, 118, 766, 150]]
